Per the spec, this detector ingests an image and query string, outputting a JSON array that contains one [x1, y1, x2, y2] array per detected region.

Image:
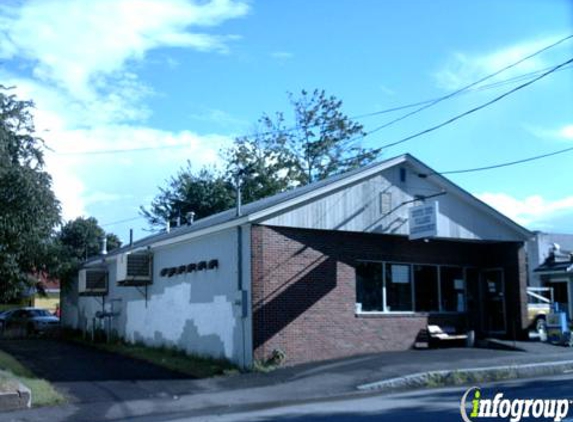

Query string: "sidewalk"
[[5, 343, 573, 422]]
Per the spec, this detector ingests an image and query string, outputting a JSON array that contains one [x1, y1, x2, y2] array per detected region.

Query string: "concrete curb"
[[0, 381, 32, 411], [357, 360, 573, 392]]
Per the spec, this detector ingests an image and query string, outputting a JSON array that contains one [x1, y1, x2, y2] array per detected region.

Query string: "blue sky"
[[0, 0, 572, 242]]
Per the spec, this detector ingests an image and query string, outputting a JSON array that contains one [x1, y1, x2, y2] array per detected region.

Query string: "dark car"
[[1, 307, 60, 336], [0, 309, 17, 328]]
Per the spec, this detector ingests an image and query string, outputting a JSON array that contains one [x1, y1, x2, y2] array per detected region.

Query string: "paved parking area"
[[3, 337, 573, 414], [0, 339, 194, 403]]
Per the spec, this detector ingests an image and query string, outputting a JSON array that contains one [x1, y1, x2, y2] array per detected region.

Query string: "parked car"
[[0, 309, 17, 329], [527, 287, 553, 331], [0, 307, 60, 335]]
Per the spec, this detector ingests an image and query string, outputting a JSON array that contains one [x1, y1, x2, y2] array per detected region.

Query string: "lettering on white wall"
[[160, 259, 219, 278]]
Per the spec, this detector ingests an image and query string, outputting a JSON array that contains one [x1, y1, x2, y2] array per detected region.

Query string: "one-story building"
[[62, 154, 532, 367]]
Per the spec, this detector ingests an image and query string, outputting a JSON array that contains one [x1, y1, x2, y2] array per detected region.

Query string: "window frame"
[[355, 259, 468, 316]]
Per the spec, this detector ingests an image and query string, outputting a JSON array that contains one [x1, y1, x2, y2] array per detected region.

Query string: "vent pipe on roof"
[[100, 235, 108, 255], [236, 184, 242, 217], [235, 169, 243, 217], [186, 211, 195, 225], [129, 229, 133, 247], [166, 220, 171, 233]]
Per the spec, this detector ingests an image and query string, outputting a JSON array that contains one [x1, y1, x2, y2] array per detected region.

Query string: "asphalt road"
[[170, 374, 573, 422], [4, 339, 573, 422]]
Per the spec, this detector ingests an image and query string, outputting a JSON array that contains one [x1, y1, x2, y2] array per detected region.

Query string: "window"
[[379, 192, 392, 215], [385, 263, 412, 311], [356, 262, 383, 312], [355, 261, 468, 314], [440, 267, 465, 312], [414, 265, 439, 312]]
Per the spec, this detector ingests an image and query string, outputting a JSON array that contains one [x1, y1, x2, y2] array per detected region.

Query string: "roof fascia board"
[[534, 269, 573, 275], [83, 217, 250, 267], [143, 216, 249, 249]]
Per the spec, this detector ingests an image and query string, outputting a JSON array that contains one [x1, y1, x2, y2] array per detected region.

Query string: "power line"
[[100, 215, 145, 227], [100, 144, 573, 229], [49, 35, 573, 157], [469, 63, 572, 93], [361, 34, 573, 135], [352, 63, 572, 121], [376, 56, 573, 150], [432, 145, 573, 176], [335, 56, 573, 166], [50, 61, 570, 157], [54, 143, 194, 156]]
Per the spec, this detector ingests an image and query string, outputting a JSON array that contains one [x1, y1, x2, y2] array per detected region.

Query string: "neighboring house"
[[528, 232, 573, 317], [1, 274, 61, 313], [61, 154, 531, 368], [32, 274, 61, 313]]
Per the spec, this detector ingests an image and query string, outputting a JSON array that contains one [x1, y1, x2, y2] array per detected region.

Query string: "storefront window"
[[440, 266, 465, 312], [385, 263, 412, 312], [356, 262, 383, 312], [355, 261, 467, 314], [414, 265, 439, 312]]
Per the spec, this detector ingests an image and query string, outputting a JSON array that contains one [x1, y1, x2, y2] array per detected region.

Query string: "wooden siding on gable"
[[260, 164, 521, 242]]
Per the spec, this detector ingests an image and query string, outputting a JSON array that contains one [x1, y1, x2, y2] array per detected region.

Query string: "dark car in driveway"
[[0, 307, 59, 336]]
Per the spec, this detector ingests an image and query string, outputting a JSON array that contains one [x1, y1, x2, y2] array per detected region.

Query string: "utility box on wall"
[[78, 268, 108, 295], [116, 252, 153, 286]]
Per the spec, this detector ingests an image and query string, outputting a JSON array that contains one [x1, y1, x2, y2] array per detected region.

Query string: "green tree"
[[58, 217, 121, 260], [224, 89, 377, 200], [51, 217, 121, 287], [226, 89, 376, 186], [140, 164, 235, 229], [142, 89, 379, 226], [0, 88, 61, 301], [225, 133, 296, 204]]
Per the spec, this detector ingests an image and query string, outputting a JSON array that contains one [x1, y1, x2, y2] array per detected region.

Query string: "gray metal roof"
[[85, 155, 405, 264], [85, 152, 532, 265]]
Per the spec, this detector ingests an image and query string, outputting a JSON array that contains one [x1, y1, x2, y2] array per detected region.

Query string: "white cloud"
[[270, 51, 294, 60], [43, 125, 231, 219], [0, 0, 248, 221], [525, 124, 573, 142], [0, 0, 249, 100], [561, 125, 573, 140], [49, 125, 229, 157], [435, 36, 567, 90], [378, 84, 395, 96], [188, 107, 248, 128], [477, 192, 573, 228], [49, 163, 87, 222]]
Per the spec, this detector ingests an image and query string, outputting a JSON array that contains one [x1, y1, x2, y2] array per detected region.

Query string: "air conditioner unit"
[[78, 268, 108, 295], [117, 252, 153, 286]]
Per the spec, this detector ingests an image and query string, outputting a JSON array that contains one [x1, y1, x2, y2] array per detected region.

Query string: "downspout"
[[238, 226, 247, 367], [236, 174, 248, 367]]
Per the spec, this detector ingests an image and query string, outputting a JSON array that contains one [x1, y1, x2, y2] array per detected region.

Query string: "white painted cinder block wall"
[[62, 227, 252, 368]]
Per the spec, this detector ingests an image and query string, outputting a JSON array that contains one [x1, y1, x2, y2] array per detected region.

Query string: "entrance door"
[[549, 279, 571, 319], [481, 269, 506, 334]]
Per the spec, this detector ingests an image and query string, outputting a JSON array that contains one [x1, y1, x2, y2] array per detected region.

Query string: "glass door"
[[481, 269, 506, 334]]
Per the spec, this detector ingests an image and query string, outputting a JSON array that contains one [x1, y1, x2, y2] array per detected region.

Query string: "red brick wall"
[[251, 225, 526, 366]]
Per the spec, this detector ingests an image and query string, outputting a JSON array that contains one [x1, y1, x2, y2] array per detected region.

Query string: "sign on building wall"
[[408, 202, 439, 240]]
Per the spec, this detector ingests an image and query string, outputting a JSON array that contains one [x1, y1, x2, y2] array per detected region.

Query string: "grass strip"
[[95, 342, 238, 378], [63, 331, 238, 378], [0, 349, 65, 407]]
